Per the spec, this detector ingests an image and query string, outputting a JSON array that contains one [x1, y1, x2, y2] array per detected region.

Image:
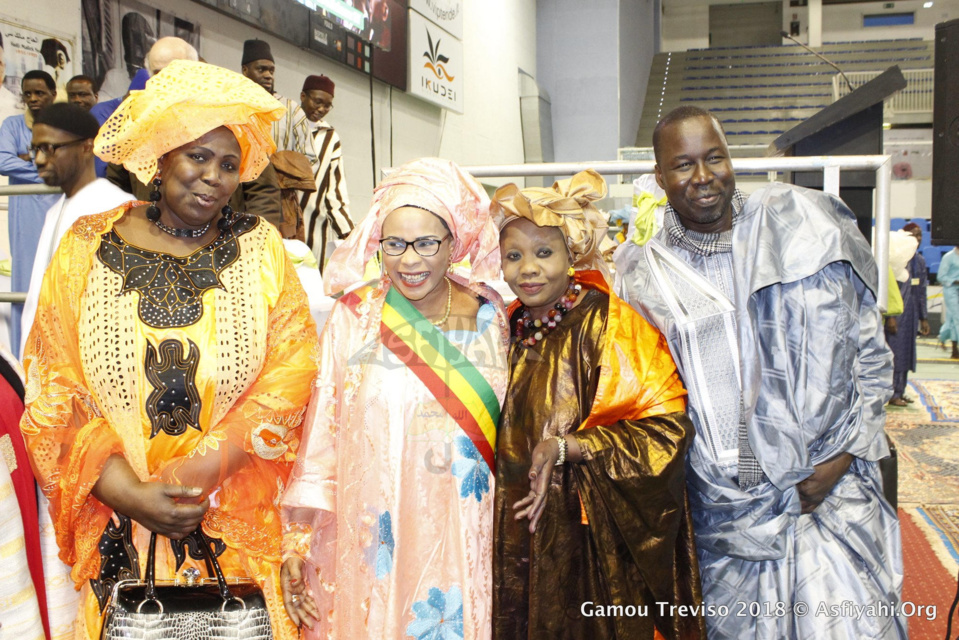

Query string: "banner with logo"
[[408, 0, 461, 40], [407, 9, 462, 114]]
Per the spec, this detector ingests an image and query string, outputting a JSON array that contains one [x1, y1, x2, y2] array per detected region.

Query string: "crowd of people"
[[0, 36, 355, 355], [0, 36, 948, 640]]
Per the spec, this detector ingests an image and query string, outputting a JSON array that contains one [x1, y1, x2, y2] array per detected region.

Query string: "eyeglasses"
[[28, 139, 85, 161], [379, 234, 451, 257]]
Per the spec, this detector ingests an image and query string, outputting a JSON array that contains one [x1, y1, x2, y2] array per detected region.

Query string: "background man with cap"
[[286, 74, 353, 267], [0, 70, 60, 350], [21, 103, 133, 356], [241, 39, 316, 241], [107, 38, 283, 229], [242, 39, 277, 95], [241, 39, 296, 150]]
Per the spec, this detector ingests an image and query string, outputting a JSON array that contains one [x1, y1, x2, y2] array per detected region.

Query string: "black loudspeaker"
[[932, 18, 959, 246]]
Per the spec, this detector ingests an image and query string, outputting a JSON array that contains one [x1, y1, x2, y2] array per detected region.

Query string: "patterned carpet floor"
[[889, 379, 959, 637], [900, 508, 958, 640], [886, 380, 959, 504]]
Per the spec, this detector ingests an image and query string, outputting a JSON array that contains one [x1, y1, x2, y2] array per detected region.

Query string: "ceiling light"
[[924, 2, 934, 8]]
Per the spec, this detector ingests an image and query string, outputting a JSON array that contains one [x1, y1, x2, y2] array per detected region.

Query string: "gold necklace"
[[431, 277, 452, 327]]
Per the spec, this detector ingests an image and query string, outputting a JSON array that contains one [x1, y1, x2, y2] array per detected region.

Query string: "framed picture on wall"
[[82, 0, 201, 101], [0, 17, 77, 122]]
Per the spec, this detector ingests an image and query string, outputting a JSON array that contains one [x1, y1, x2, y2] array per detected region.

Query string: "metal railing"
[[3, 161, 894, 309], [0, 184, 62, 303], [441, 155, 893, 309], [833, 68, 934, 114]]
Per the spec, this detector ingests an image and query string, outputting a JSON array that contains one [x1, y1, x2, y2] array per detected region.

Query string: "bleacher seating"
[[636, 39, 934, 149]]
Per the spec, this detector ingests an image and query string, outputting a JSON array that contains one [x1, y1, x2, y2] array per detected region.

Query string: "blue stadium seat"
[[922, 246, 943, 274]]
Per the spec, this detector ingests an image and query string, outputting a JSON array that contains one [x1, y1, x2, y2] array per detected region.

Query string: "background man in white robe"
[[21, 102, 133, 356]]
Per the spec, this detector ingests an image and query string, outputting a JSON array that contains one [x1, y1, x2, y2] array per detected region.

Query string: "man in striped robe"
[[284, 74, 354, 269]]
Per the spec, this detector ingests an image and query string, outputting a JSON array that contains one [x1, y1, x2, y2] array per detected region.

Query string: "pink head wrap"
[[324, 157, 499, 295]]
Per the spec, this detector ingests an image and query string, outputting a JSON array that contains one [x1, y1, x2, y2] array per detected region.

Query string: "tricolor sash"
[[380, 286, 500, 471]]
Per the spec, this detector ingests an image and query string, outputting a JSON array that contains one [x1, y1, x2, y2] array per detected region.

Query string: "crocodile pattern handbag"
[[100, 528, 273, 640]]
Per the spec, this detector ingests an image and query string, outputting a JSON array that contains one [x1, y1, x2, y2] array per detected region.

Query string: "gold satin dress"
[[492, 289, 705, 640]]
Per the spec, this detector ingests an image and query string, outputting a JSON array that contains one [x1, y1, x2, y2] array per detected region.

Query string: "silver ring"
[[221, 596, 246, 612], [136, 598, 164, 615], [291, 595, 300, 603]]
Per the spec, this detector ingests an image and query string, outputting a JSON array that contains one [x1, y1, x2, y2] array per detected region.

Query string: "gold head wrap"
[[94, 60, 286, 184], [491, 169, 611, 281], [324, 157, 499, 295]]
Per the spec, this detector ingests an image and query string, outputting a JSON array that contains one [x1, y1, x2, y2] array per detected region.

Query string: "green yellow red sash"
[[380, 286, 499, 471]]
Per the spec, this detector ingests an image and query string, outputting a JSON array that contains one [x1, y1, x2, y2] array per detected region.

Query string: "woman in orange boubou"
[[20, 60, 317, 640]]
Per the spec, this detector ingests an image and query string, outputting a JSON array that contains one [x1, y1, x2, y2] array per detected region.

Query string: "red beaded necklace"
[[514, 280, 582, 347]]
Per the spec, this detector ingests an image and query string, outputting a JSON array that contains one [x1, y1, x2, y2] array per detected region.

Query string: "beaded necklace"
[[514, 280, 582, 347], [431, 277, 453, 327], [153, 218, 211, 238]]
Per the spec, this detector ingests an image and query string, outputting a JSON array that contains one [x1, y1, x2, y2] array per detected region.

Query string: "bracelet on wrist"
[[553, 435, 568, 466]]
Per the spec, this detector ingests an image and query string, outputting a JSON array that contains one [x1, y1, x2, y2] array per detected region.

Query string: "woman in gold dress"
[[491, 170, 705, 639]]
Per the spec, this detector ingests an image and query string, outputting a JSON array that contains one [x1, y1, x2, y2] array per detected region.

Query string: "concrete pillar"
[[809, 0, 823, 47]]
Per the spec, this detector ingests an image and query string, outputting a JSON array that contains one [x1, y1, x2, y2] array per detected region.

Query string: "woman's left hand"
[[281, 556, 319, 629], [513, 438, 561, 534]]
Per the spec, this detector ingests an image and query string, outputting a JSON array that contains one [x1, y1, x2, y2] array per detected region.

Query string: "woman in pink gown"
[[280, 158, 508, 639]]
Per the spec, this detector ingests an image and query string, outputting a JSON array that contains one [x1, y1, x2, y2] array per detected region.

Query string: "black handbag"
[[99, 527, 274, 640]]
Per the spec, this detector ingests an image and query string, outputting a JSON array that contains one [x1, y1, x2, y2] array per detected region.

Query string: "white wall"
[[537, 0, 620, 162], [619, 0, 658, 149], [813, 0, 959, 43], [0, 0, 536, 212], [538, 0, 658, 162], [662, 0, 959, 52], [436, 0, 536, 184], [0, 0, 80, 49]]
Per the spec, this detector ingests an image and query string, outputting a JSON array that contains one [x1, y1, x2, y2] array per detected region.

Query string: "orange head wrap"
[[94, 60, 286, 184]]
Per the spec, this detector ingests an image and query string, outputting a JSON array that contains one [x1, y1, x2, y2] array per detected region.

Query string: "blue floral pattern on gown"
[[450, 435, 490, 501], [363, 510, 394, 579], [406, 585, 464, 640]]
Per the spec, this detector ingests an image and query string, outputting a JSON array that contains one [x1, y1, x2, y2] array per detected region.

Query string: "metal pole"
[[0, 185, 60, 308], [382, 156, 890, 180], [454, 155, 890, 178], [0, 184, 61, 196], [874, 156, 893, 310], [823, 164, 841, 197]]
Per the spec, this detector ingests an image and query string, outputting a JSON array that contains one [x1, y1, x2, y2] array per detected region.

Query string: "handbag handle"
[[143, 527, 237, 605]]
